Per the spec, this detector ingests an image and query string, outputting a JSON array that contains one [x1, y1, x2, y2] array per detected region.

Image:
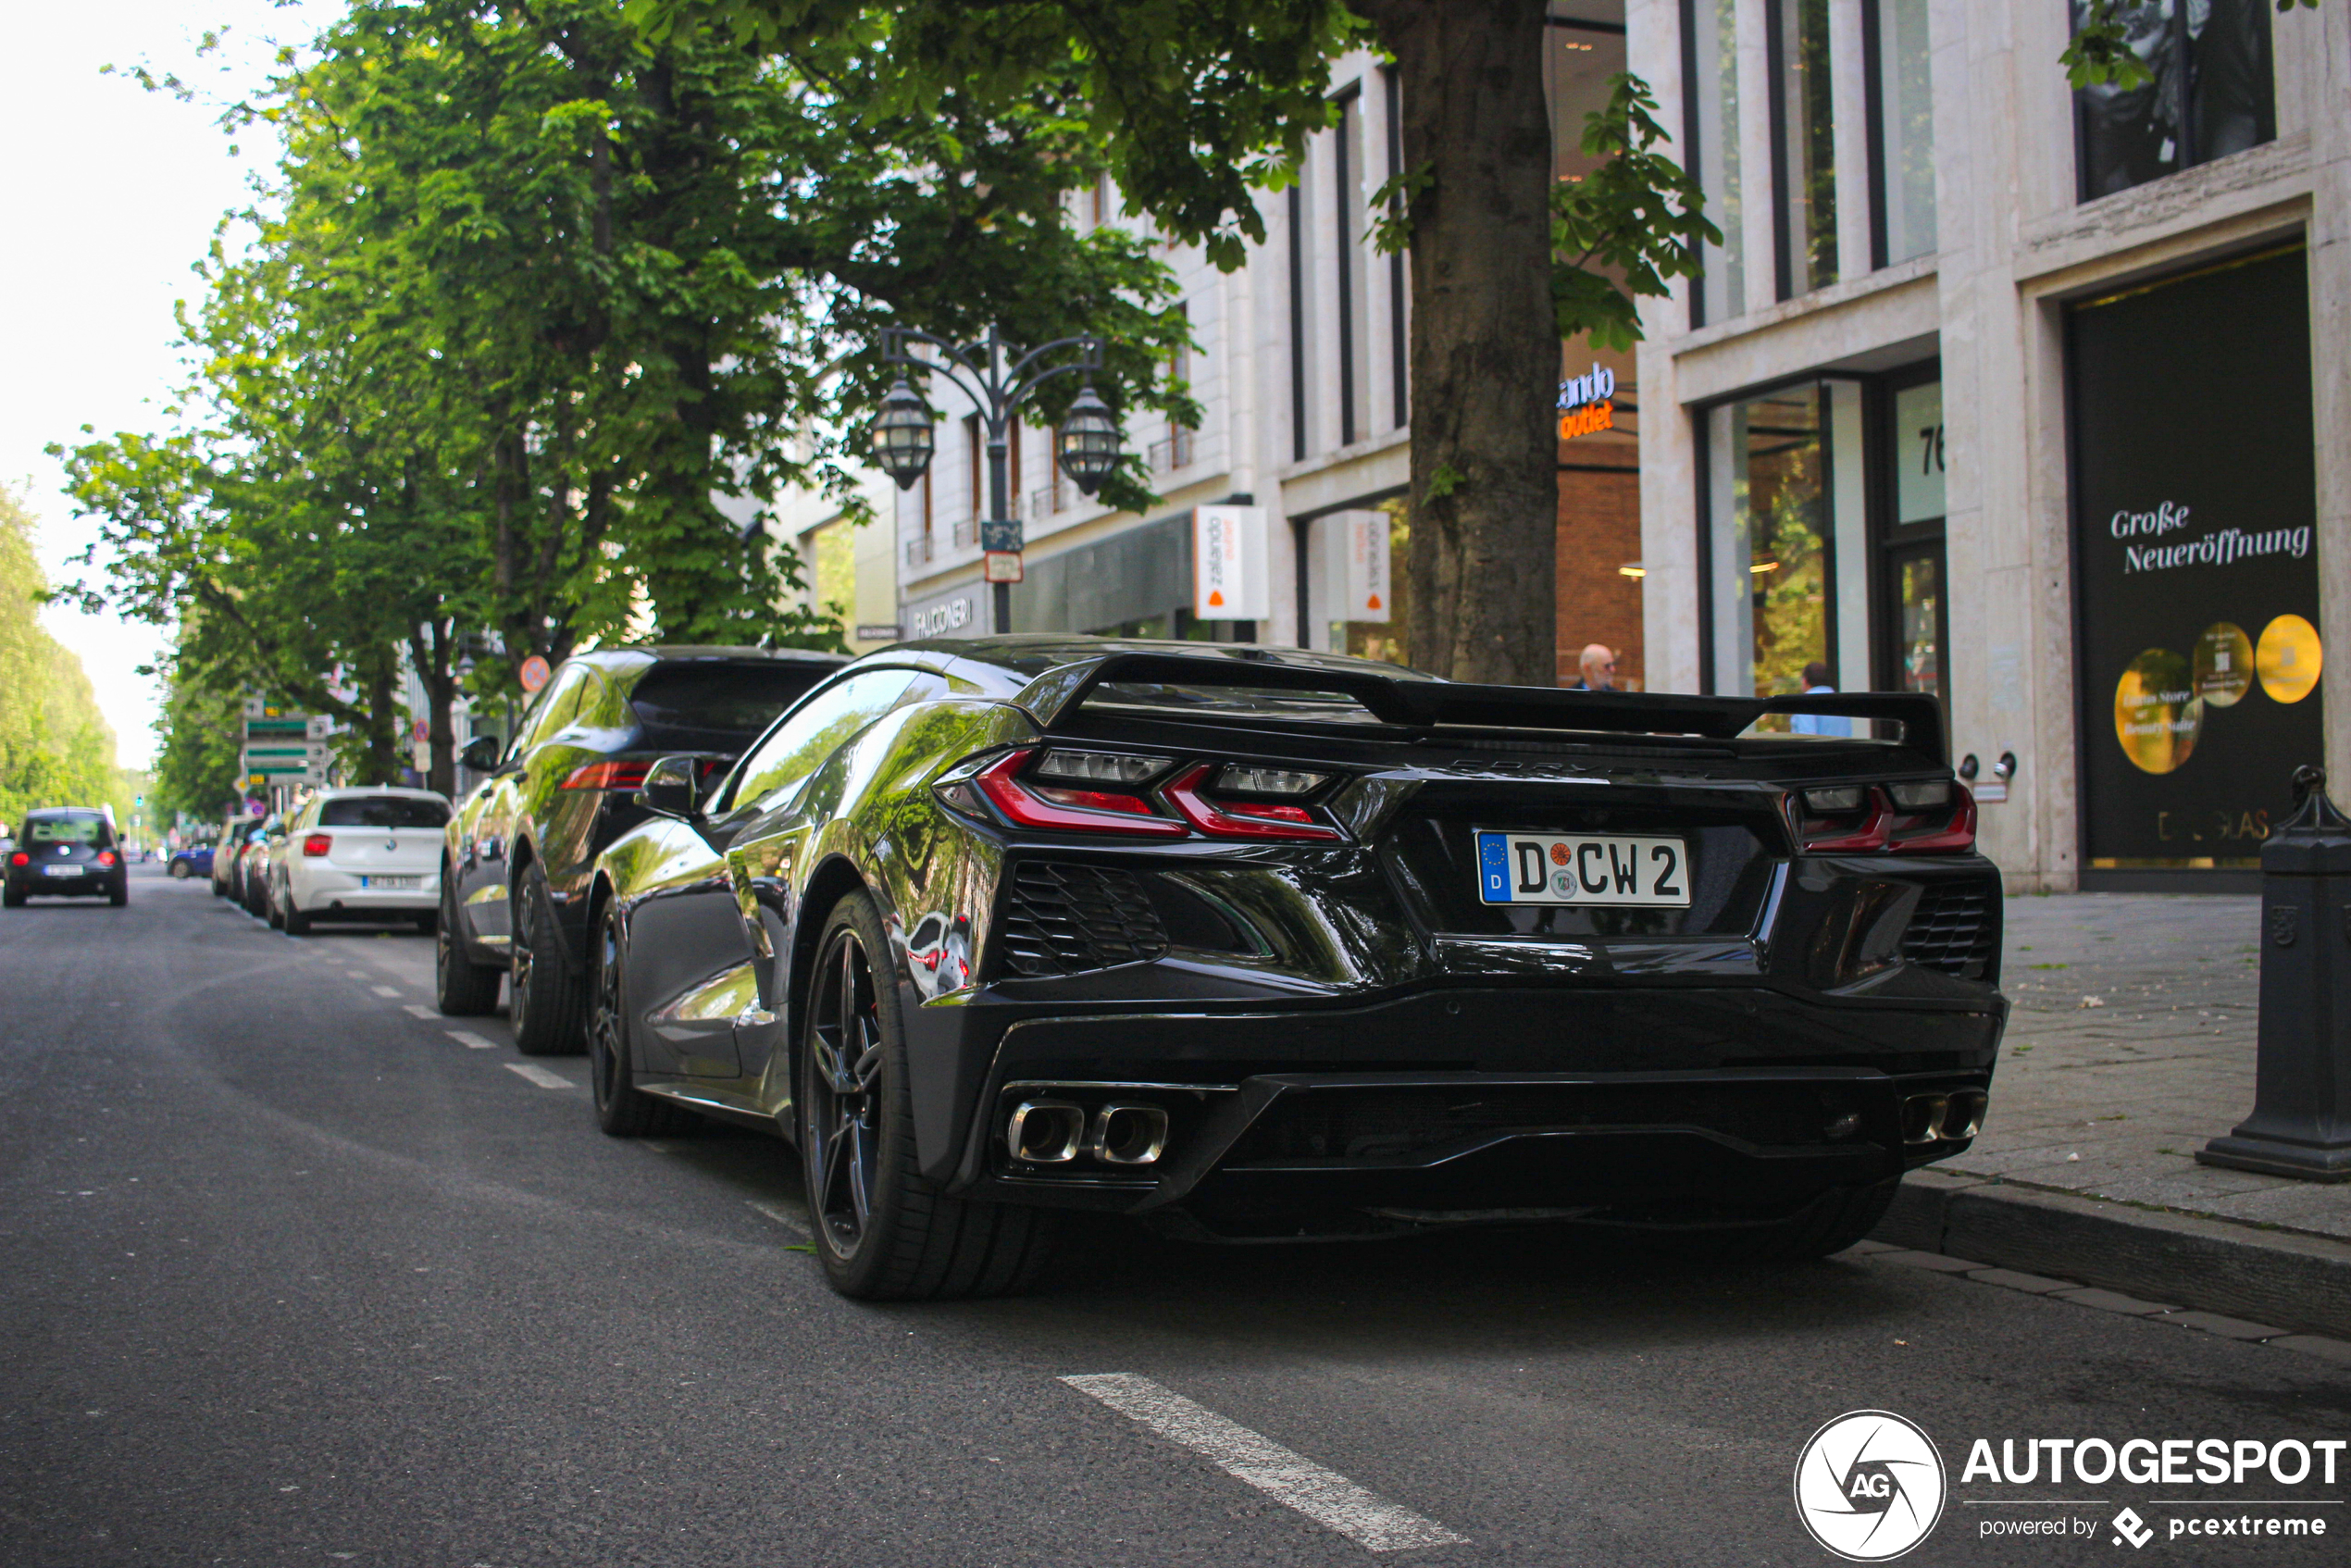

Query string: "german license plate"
[[360, 875, 419, 890], [1474, 831, 1690, 906], [41, 865, 82, 877]]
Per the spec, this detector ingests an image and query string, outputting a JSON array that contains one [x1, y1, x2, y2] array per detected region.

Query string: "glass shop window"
[[1868, 0, 1936, 265], [1686, 0, 1748, 323], [1774, 0, 1838, 293], [2073, 0, 2274, 202]]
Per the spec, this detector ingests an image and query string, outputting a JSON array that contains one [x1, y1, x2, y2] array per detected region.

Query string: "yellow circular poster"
[[2114, 649, 2202, 775], [2256, 614, 2322, 703], [2191, 623, 2253, 706]]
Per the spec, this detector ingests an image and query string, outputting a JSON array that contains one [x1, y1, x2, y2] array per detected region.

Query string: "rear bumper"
[[911, 984, 2002, 1233], [292, 868, 440, 912], [7, 869, 121, 893]]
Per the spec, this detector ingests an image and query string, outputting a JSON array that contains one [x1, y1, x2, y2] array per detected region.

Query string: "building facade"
[[895, 6, 1649, 687], [1629, 0, 2347, 891]]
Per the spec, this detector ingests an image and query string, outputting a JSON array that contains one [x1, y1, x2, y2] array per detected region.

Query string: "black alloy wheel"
[[804, 921, 886, 1261], [509, 865, 585, 1055], [588, 902, 689, 1138], [434, 863, 502, 1015], [797, 889, 1059, 1300]]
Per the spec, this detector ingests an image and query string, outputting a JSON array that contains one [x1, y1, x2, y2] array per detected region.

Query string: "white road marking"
[[504, 1064, 575, 1089], [445, 1030, 501, 1051], [369, 985, 402, 998], [402, 1004, 436, 1019], [1059, 1374, 1465, 1552], [746, 1199, 810, 1238], [344, 970, 368, 979]]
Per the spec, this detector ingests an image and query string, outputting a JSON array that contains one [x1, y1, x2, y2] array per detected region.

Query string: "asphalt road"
[[3, 865, 2345, 1567]]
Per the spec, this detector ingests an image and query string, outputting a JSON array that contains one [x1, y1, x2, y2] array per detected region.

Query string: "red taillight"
[[96, 850, 117, 867], [7, 852, 25, 866], [561, 760, 653, 791], [1164, 764, 1342, 841], [302, 833, 334, 857], [1794, 784, 1975, 855], [972, 751, 1187, 837]]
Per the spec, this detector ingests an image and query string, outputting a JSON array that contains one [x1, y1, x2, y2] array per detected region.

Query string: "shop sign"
[[1193, 505, 1271, 620], [2070, 248, 2320, 867], [1321, 510, 1391, 623], [1558, 362, 1617, 441], [902, 582, 986, 640]]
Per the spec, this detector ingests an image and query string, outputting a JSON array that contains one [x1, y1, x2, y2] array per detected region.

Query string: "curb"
[[1872, 1169, 2351, 1340]]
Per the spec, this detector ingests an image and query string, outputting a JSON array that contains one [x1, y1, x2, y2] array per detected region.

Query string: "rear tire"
[[282, 890, 312, 935], [4, 885, 23, 909], [509, 865, 586, 1056], [800, 889, 1059, 1300], [588, 901, 692, 1138], [266, 877, 286, 929], [169, 861, 191, 880], [435, 866, 502, 1016], [109, 880, 128, 908]]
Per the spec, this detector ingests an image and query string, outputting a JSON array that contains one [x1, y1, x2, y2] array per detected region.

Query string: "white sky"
[[1, 2, 317, 769]]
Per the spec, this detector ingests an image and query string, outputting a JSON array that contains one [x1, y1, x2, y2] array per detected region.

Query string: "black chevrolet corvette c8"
[[583, 636, 2006, 1300]]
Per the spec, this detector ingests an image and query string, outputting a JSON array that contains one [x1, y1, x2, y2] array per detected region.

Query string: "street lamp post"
[[869, 326, 1124, 636]]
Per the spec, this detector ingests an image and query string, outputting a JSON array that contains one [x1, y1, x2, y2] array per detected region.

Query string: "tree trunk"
[[360, 645, 402, 785], [1357, 0, 1558, 686], [408, 623, 461, 799]]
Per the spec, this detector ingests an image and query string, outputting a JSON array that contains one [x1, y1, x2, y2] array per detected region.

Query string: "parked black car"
[[580, 637, 2007, 1301], [438, 645, 849, 1050], [5, 808, 129, 907]]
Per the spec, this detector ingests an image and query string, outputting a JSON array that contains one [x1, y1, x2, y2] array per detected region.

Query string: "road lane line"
[[369, 985, 402, 998], [504, 1064, 575, 1089], [746, 1199, 810, 1238], [402, 1003, 436, 1019], [1059, 1374, 1466, 1552], [445, 1030, 501, 1051]]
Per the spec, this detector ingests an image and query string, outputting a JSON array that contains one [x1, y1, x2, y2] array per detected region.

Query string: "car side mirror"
[[459, 734, 503, 771], [636, 755, 703, 819]]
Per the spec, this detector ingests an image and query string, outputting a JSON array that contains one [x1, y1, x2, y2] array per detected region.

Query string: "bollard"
[[2198, 765, 2351, 1182]]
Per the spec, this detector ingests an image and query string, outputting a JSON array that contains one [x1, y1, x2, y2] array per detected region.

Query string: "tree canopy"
[[0, 484, 135, 830]]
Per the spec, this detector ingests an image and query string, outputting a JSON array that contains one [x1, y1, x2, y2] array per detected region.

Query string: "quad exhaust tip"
[[1007, 1100, 1172, 1167], [1902, 1090, 1988, 1145]]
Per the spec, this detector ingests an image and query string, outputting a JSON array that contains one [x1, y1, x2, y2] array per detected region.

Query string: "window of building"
[[1771, 0, 1837, 294], [1684, 0, 1748, 323], [1334, 85, 1370, 448], [1700, 379, 1866, 709], [2072, 0, 2274, 202], [1877, 370, 1945, 699], [1382, 67, 1408, 429], [1865, 0, 1935, 266]]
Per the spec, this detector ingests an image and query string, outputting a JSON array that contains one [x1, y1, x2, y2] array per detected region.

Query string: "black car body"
[[5, 808, 129, 906], [437, 645, 849, 1048], [582, 637, 2007, 1300]]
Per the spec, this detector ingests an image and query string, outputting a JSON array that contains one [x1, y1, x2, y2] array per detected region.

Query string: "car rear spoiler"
[[1014, 652, 1947, 766]]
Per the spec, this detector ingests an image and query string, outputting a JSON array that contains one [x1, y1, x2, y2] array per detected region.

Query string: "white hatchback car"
[[267, 788, 453, 934]]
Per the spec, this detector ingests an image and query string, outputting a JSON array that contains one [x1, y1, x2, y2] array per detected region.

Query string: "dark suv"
[[5, 808, 129, 907], [438, 645, 848, 1050]]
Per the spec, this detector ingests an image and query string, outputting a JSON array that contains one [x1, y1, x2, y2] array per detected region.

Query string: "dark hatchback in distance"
[[5, 808, 129, 907], [438, 644, 849, 1050], [579, 637, 2008, 1301]]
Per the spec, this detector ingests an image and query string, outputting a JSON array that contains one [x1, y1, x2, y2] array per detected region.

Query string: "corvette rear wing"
[[1014, 652, 1947, 767]]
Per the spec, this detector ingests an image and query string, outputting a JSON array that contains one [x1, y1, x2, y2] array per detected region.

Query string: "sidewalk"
[[1953, 891, 2346, 1238], [1871, 891, 2351, 1338]]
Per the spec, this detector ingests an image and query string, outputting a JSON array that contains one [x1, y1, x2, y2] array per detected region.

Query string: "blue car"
[[168, 845, 215, 880]]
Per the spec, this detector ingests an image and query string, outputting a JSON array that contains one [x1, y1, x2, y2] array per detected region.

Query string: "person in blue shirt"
[[1788, 661, 1854, 737]]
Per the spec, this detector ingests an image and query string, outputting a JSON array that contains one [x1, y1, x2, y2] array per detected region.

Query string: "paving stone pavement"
[[1939, 891, 2351, 1239]]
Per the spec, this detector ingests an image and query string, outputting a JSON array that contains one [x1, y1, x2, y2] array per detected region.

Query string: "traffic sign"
[[518, 654, 553, 693], [979, 518, 1023, 554], [983, 551, 1025, 584]]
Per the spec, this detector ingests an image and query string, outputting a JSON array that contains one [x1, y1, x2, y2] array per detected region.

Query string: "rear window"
[[318, 796, 451, 828], [629, 662, 837, 741], [24, 815, 107, 845]]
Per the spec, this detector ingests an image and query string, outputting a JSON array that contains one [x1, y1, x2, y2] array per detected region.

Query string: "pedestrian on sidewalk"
[[1789, 661, 1853, 737], [1571, 644, 1616, 691]]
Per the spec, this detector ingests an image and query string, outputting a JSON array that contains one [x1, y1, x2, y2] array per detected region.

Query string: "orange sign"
[[1559, 399, 1616, 441], [517, 654, 553, 693]]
